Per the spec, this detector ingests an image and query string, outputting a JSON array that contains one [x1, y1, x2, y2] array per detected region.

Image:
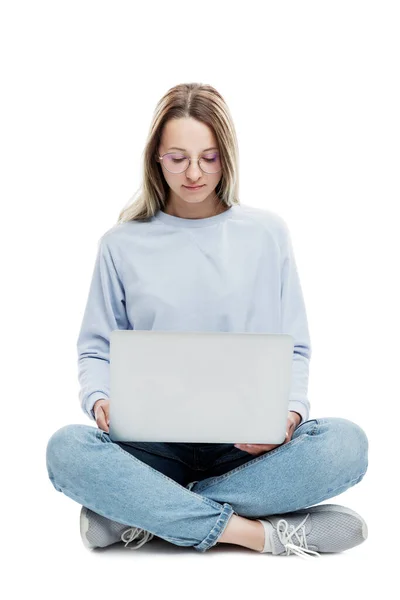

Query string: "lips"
[[183, 185, 204, 189]]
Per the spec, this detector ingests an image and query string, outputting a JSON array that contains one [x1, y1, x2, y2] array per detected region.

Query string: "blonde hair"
[[117, 82, 241, 223]]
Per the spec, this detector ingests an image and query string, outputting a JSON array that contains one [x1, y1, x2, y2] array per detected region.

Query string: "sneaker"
[[257, 503, 368, 559], [80, 506, 155, 550]]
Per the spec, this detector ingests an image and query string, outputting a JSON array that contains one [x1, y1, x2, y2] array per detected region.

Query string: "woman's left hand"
[[233, 411, 301, 456]]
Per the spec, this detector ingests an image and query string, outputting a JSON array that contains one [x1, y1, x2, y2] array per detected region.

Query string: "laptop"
[[108, 330, 294, 444]]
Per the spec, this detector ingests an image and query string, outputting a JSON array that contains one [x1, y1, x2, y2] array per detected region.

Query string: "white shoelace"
[[121, 527, 155, 550], [276, 514, 321, 559]]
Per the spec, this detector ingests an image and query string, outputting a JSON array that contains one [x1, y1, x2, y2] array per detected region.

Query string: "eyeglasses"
[[157, 151, 222, 174]]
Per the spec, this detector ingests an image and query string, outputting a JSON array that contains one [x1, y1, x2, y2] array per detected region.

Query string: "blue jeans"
[[45, 417, 368, 552]]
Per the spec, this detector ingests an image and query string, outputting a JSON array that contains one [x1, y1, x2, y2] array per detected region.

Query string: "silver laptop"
[[109, 330, 294, 444]]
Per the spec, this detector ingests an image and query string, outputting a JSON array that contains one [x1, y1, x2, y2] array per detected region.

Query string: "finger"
[[102, 406, 110, 429], [235, 444, 257, 449], [97, 419, 109, 433], [104, 405, 110, 425], [246, 444, 275, 449], [234, 444, 258, 453], [236, 444, 276, 453], [96, 409, 109, 433], [286, 429, 294, 442]]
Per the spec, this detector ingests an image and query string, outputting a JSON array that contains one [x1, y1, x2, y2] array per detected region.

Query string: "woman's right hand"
[[93, 398, 110, 433]]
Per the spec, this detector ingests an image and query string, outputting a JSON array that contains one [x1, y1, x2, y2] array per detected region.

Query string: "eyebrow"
[[166, 146, 219, 152]]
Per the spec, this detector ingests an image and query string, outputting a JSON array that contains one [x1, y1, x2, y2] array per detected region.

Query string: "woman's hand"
[[93, 398, 110, 433], [233, 411, 301, 456]]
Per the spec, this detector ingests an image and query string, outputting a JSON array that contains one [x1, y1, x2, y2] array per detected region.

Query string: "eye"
[[169, 154, 186, 163], [202, 153, 219, 162]]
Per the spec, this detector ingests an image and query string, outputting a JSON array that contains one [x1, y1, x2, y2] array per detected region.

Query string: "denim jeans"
[[45, 417, 368, 552]]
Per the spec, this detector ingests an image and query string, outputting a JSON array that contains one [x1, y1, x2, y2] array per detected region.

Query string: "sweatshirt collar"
[[154, 205, 236, 228]]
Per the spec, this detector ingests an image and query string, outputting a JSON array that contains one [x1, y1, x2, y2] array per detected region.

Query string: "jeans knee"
[[45, 424, 91, 479], [335, 417, 369, 474]]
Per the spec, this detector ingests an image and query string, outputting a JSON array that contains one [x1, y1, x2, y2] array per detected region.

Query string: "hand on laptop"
[[234, 411, 301, 456], [93, 398, 110, 433]]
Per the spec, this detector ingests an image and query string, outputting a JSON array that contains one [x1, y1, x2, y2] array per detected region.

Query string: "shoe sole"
[[80, 506, 96, 550], [292, 503, 368, 539]]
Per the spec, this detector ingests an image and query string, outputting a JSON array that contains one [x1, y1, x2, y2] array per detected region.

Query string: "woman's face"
[[157, 117, 223, 209]]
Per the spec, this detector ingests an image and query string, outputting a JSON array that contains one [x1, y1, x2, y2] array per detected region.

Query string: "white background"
[[2, 0, 398, 597]]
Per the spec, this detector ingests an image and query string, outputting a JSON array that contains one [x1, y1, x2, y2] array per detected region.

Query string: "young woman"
[[46, 82, 369, 558]]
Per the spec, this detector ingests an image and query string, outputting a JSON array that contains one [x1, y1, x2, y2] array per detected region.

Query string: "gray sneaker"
[[80, 506, 155, 550], [257, 503, 368, 559]]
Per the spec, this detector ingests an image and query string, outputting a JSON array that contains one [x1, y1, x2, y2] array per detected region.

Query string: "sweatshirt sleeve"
[[280, 220, 312, 426], [76, 236, 130, 421]]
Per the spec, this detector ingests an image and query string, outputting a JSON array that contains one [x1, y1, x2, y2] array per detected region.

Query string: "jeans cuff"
[[192, 503, 236, 552]]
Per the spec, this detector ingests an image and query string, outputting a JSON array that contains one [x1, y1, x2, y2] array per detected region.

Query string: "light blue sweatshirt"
[[77, 203, 312, 425]]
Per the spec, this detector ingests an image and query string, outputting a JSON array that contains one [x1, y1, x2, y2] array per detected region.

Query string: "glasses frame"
[[157, 151, 222, 174]]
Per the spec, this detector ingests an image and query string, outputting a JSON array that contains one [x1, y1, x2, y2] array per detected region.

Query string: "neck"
[[164, 195, 227, 220]]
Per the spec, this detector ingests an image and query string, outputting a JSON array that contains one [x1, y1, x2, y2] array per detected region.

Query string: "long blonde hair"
[[117, 82, 241, 223]]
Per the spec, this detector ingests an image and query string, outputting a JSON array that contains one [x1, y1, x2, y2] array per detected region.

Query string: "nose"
[[185, 158, 203, 181]]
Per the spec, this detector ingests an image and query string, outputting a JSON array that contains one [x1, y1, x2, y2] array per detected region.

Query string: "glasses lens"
[[163, 153, 189, 173], [162, 153, 222, 173], [200, 152, 221, 173]]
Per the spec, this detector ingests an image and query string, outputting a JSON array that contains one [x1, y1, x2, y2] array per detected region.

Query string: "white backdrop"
[[2, 0, 398, 597]]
